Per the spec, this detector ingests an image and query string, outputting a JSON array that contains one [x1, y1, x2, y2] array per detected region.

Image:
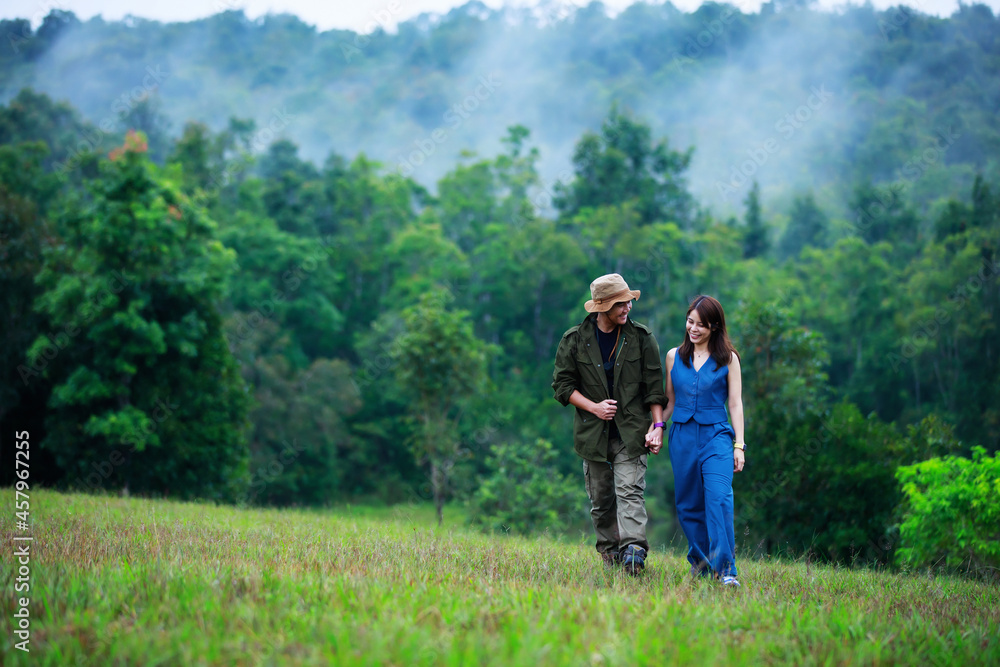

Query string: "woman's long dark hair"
[[678, 295, 738, 370]]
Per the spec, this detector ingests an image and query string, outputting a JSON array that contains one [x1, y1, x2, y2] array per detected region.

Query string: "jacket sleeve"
[[640, 332, 667, 409], [551, 331, 580, 407]]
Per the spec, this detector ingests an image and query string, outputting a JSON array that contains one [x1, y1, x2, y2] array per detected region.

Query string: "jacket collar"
[[581, 314, 635, 394]]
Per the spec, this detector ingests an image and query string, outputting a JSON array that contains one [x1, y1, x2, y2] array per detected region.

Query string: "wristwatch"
[[733, 442, 746, 451]]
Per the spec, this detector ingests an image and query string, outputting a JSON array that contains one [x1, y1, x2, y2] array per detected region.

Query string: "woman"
[[646, 295, 746, 586]]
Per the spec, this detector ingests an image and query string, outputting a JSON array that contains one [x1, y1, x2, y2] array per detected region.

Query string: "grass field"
[[2, 490, 998, 665]]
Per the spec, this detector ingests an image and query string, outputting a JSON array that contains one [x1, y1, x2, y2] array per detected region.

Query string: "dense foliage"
[[1, 4, 998, 568], [895, 447, 1000, 573]]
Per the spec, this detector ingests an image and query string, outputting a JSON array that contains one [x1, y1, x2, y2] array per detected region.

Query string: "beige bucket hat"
[[584, 273, 641, 313]]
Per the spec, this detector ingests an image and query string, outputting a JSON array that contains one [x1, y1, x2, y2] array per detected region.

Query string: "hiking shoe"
[[621, 545, 646, 575], [601, 551, 621, 568], [721, 575, 741, 587]]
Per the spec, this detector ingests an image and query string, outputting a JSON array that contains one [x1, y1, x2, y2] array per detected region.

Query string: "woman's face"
[[686, 309, 711, 346]]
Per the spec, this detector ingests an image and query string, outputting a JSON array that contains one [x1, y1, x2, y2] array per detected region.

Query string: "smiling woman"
[[656, 294, 745, 586]]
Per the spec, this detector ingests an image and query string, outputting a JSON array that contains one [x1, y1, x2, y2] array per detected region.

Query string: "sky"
[[2, 0, 986, 32]]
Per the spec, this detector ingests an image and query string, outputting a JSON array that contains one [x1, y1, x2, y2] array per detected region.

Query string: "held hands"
[[592, 399, 617, 421], [734, 448, 745, 473], [645, 422, 663, 455]]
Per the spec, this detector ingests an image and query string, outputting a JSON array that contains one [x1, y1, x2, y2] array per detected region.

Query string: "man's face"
[[608, 300, 632, 325]]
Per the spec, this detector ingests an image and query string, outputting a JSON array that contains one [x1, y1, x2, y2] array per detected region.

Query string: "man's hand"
[[592, 399, 617, 420]]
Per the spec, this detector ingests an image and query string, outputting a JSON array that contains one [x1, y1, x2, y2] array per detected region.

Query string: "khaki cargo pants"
[[582, 437, 649, 556]]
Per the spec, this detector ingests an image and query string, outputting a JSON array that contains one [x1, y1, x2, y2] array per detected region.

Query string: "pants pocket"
[[634, 454, 647, 490]]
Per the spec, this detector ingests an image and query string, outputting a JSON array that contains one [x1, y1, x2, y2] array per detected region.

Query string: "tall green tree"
[[779, 193, 829, 260], [850, 182, 919, 253], [390, 290, 495, 525], [743, 180, 768, 259], [28, 132, 249, 499], [259, 139, 322, 237], [555, 107, 694, 228]]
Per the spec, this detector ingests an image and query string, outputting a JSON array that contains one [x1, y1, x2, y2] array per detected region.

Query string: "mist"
[[5, 1, 996, 223]]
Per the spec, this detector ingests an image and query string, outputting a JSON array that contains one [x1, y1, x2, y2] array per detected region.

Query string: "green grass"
[[2, 490, 998, 665]]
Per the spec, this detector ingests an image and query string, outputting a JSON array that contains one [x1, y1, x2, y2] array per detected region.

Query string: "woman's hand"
[[734, 448, 745, 473], [645, 425, 663, 455]]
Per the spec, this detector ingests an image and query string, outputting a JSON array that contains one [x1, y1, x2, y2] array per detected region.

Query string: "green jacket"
[[552, 314, 667, 462]]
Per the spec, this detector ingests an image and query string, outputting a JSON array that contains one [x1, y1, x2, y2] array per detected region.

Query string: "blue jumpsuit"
[[668, 354, 737, 578]]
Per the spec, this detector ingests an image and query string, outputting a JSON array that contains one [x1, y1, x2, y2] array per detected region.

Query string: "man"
[[552, 273, 666, 574]]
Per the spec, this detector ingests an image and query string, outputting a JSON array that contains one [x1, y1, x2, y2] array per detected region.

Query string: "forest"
[[1, 2, 998, 570]]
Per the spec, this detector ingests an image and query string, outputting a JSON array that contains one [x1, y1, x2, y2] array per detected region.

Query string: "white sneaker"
[[721, 575, 740, 587]]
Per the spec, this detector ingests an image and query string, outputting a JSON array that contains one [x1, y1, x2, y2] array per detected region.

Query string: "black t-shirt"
[[596, 325, 620, 441]]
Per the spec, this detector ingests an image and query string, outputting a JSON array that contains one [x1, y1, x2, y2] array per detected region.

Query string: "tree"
[[167, 121, 218, 194], [259, 139, 322, 237], [779, 193, 829, 260], [850, 181, 918, 252], [319, 154, 419, 356], [743, 180, 768, 259], [228, 318, 361, 507], [390, 290, 496, 525], [468, 438, 583, 536], [555, 107, 694, 228], [0, 141, 62, 487], [28, 131, 249, 499], [0, 89, 102, 173], [793, 238, 900, 419], [218, 208, 343, 363], [970, 174, 998, 232]]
